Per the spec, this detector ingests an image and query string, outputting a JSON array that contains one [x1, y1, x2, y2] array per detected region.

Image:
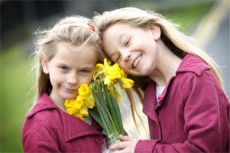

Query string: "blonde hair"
[[32, 16, 104, 101], [93, 7, 224, 90]]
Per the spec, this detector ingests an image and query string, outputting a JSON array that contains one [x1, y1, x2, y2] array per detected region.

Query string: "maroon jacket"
[[22, 93, 104, 153], [136, 54, 229, 153]]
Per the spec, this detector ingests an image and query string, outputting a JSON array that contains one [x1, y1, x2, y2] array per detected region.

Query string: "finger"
[[119, 135, 133, 141], [109, 145, 132, 153], [109, 142, 125, 151], [111, 149, 130, 153]]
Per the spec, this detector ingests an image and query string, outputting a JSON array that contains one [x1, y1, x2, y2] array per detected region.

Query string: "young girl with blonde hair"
[[93, 7, 229, 153], [22, 14, 149, 152], [22, 16, 106, 152]]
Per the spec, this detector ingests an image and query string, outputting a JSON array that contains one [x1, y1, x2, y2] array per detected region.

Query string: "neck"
[[149, 40, 182, 86], [49, 91, 66, 112]]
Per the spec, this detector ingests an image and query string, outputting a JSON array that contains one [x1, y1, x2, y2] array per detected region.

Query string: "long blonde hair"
[[93, 7, 224, 90], [32, 16, 104, 101]]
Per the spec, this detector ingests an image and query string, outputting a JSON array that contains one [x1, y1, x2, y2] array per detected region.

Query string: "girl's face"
[[42, 42, 98, 106], [102, 23, 161, 77]]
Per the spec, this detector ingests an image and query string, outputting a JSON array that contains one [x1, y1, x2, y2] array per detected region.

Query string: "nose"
[[67, 72, 77, 84], [122, 51, 131, 62]]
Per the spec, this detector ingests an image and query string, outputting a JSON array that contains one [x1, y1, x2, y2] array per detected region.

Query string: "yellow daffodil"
[[64, 99, 75, 108], [74, 100, 84, 109], [80, 106, 89, 116], [104, 63, 122, 84], [85, 96, 94, 108], [94, 63, 104, 80], [120, 78, 134, 88], [64, 83, 94, 121], [66, 106, 78, 115], [76, 114, 84, 121], [77, 84, 92, 100]]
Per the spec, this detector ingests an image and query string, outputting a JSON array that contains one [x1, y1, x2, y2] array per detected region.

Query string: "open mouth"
[[132, 54, 142, 68]]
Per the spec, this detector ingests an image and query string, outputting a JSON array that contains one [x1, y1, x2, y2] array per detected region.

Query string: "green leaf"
[[91, 83, 115, 136], [88, 108, 104, 129], [104, 85, 119, 131], [109, 91, 127, 135], [95, 84, 117, 133]]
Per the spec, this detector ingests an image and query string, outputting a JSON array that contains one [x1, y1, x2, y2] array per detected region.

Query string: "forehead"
[[54, 42, 98, 62], [104, 23, 133, 37], [56, 42, 95, 53], [103, 23, 130, 42]]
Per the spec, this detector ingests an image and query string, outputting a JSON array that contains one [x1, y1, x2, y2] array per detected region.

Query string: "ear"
[[150, 24, 161, 40], [41, 56, 49, 74]]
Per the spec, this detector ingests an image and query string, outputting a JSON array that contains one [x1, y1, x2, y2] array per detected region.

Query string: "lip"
[[63, 87, 77, 93], [132, 54, 143, 68]]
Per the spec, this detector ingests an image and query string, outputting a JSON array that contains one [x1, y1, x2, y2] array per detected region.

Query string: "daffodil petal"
[[121, 78, 134, 88]]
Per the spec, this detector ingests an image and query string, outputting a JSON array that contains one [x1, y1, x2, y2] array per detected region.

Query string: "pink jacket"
[[135, 54, 229, 153], [22, 93, 104, 153]]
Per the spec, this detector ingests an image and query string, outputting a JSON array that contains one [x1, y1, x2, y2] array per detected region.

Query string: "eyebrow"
[[119, 33, 126, 43], [106, 33, 126, 58], [79, 64, 95, 69]]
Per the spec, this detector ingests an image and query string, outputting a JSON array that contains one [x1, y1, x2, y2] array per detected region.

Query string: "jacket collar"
[[26, 93, 56, 118], [26, 93, 102, 142], [61, 110, 102, 142], [143, 81, 158, 121], [176, 53, 210, 76]]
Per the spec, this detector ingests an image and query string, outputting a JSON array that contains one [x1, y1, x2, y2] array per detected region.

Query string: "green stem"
[[96, 83, 118, 134], [91, 85, 111, 136], [103, 84, 119, 133]]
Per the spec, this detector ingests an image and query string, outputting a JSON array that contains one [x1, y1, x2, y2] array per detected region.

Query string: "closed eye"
[[124, 39, 130, 46], [111, 53, 121, 63], [116, 55, 121, 62], [124, 40, 129, 46]]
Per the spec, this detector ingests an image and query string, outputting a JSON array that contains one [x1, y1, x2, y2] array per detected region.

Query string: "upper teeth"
[[132, 55, 142, 68]]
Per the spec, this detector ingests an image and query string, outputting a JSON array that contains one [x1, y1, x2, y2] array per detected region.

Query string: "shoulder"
[[23, 94, 63, 133], [174, 64, 228, 109], [27, 108, 61, 123], [26, 93, 59, 119], [169, 54, 228, 103], [22, 110, 62, 152], [177, 53, 210, 76], [22, 108, 63, 150], [174, 53, 221, 89], [22, 108, 61, 135]]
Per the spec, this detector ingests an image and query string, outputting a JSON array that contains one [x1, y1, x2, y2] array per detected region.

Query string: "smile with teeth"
[[132, 54, 142, 68]]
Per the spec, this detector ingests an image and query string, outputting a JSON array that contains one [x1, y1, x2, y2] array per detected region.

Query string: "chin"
[[63, 93, 76, 100], [137, 70, 152, 77]]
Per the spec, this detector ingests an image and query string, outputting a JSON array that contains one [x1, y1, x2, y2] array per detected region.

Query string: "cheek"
[[49, 73, 64, 83], [79, 75, 94, 85]]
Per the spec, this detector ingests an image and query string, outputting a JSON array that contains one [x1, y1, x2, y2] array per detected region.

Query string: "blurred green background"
[[1, 0, 227, 152]]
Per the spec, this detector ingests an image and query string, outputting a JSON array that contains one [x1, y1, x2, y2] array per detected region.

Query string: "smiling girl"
[[94, 7, 229, 153], [22, 16, 105, 152]]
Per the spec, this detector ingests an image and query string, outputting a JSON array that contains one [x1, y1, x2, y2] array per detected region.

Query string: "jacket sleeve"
[[135, 70, 229, 153], [22, 113, 61, 153]]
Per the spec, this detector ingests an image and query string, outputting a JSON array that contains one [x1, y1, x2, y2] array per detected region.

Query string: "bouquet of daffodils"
[[65, 58, 134, 145], [89, 59, 134, 144]]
